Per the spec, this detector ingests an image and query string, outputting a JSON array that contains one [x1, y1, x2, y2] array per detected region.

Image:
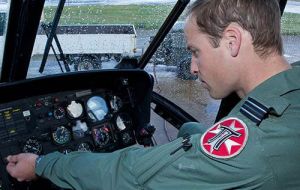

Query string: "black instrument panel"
[[0, 70, 153, 190], [0, 89, 136, 158]]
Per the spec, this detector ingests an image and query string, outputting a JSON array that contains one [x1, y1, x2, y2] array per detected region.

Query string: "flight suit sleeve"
[[35, 137, 185, 190], [36, 148, 141, 190], [35, 148, 141, 190]]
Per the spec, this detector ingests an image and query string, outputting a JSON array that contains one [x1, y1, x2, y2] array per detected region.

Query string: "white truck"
[[33, 24, 139, 71]]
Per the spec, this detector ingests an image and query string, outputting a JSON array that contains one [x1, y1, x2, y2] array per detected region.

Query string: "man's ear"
[[223, 23, 242, 57]]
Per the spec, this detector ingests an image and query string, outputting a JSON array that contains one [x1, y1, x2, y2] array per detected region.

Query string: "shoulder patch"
[[200, 117, 248, 159]]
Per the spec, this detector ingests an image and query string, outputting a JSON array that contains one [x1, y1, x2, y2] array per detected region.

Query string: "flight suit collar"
[[232, 67, 300, 116]]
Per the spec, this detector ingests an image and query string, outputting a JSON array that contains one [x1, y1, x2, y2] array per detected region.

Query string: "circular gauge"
[[66, 100, 83, 119], [86, 96, 108, 122], [110, 96, 123, 112], [52, 126, 72, 145], [77, 142, 92, 152], [92, 127, 110, 147], [23, 137, 42, 155], [116, 113, 132, 131], [53, 107, 65, 119]]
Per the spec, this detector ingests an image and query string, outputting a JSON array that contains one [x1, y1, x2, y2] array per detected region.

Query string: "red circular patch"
[[200, 117, 248, 159]]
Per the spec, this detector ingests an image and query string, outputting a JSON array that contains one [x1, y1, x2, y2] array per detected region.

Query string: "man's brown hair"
[[188, 0, 283, 57]]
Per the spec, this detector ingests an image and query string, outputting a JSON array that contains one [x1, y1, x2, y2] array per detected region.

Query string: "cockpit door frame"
[[0, 0, 45, 82]]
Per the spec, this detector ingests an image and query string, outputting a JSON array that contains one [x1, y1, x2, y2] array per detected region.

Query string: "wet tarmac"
[[153, 75, 220, 126], [149, 72, 220, 145]]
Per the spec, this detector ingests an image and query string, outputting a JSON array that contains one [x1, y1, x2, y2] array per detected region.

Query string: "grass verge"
[[44, 4, 173, 30], [44, 5, 300, 35]]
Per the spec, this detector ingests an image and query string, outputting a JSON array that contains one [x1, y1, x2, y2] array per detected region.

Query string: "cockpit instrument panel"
[[0, 70, 153, 190], [0, 89, 136, 157]]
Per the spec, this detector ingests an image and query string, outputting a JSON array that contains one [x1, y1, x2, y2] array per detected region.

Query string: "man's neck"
[[236, 54, 291, 98]]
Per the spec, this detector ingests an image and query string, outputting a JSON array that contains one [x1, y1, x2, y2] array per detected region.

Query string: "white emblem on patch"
[[200, 117, 248, 159]]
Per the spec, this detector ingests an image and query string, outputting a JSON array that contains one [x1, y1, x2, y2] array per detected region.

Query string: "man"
[[6, 0, 300, 189]]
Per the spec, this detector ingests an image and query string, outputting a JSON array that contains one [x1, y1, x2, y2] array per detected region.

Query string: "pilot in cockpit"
[[6, 0, 300, 189]]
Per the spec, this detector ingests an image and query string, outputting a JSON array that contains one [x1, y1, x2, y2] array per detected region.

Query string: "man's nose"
[[190, 58, 198, 75]]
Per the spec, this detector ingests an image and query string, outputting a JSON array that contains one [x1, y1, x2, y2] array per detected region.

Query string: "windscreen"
[[27, 0, 176, 78]]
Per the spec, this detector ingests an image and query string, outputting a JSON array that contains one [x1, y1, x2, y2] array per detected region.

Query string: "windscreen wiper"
[[39, 0, 70, 73], [138, 0, 190, 69], [279, 0, 287, 16]]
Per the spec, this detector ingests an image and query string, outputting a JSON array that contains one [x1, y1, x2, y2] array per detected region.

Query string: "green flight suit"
[[35, 67, 300, 190]]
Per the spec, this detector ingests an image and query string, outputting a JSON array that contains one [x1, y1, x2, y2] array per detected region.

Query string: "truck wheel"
[[74, 55, 101, 71], [113, 54, 122, 63], [176, 59, 198, 80], [101, 54, 110, 62], [66, 54, 81, 66]]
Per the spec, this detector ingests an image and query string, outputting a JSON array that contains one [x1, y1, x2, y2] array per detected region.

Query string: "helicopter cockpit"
[[0, 0, 298, 189]]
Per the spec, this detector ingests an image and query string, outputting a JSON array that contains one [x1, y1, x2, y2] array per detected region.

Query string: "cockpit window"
[[27, 0, 176, 78], [0, 1, 9, 73], [281, 1, 300, 63]]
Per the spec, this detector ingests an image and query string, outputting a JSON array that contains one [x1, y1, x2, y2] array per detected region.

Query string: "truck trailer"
[[33, 24, 139, 71]]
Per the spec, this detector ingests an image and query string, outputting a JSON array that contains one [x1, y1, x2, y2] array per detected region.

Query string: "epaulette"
[[240, 97, 270, 126]]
